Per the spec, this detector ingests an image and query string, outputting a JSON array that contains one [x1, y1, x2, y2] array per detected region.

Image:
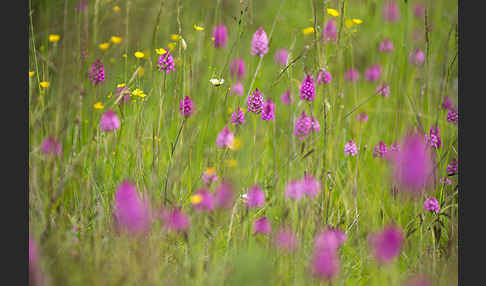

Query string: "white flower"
[[210, 78, 225, 86]]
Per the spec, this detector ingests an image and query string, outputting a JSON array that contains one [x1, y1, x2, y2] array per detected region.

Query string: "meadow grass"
[[29, 0, 458, 285]]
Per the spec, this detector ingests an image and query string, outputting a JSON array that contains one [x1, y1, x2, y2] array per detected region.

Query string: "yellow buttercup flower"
[[352, 18, 363, 24], [327, 8, 339, 17], [228, 138, 242, 151], [302, 27, 315, 35], [48, 34, 61, 43], [113, 5, 120, 13], [99, 42, 110, 51], [170, 34, 182, 41], [345, 19, 354, 28], [40, 81, 50, 88], [190, 194, 203, 205], [138, 67, 144, 78], [155, 48, 167, 55], [110, 36, 122, 44], [132, 89, 144, 97], [193, 24, 204, 31], [93, 102, 104, 109], [205, 167, 216, 175], [134, 51, 145, 59], [226, 159, 237, 168], [168, 42, 176, 51], [29, 71, 35, 78], [117, 83, 126, 88]]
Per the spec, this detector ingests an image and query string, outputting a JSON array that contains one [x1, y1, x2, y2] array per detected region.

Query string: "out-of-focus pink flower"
[[216, 126, 235, 148], [383, 1, 401, 23], [162, 207, 190, 233], [246, 185, 265, 209], [390, 132, 434, 195], [253, 216, 272, 235], [368, 226, 404, 264], [214, 180, 235, 209], [274, 228, 298, 252], [113, 180, 152, 235], [274, 49, 289, 66]]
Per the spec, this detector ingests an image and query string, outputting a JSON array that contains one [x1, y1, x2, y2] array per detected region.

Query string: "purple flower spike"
[[440, 177, 451, 186], [274, 49, 289, 66], [247, 88, 264, 113], [300, 74, 316, 102], [368, 226, 404, 264], [231, 107, 246, 125], [281, 89, 293, 104], [246, 185, 265, 209], [423, 197, 440, 214], [75, 0, 88, 13], [285, 180, 304, 200], [301, 175, 320, 199], [274, 228, 298, 252], [344, 140, 358, 156], [344, 68, 360, 82], [317, 69, 332, 85], [314, 229, 347, 253], [231, 82, 244, 96], [162, 208, 190, 233], [29, 237, 44, 286], [41, 135, 62, 156], [251, 27, 269, 57], [441, 96, 452, 110], [389, 141, 400, 152], [409, 48, 425, 65], [179, 96, 194, 118], [216, 126, 235, 148], [413, 3, 425, 19], [404, 276, 431, 286], [261, 99, 275, 121], [311, 117, 320, 132], [113, 180, 152, 235], [365, 64, 382, 82], [425, 126, 441, 149], [117, 85, 131, 104], [192, 188, 215, 212], [89, 59, 105, 84], [253, 216, 271, 235], [447, 158, 458, 176], [377, 82, 391, 97], [214, 181, 235, 209], [212, 24, 228, 48], [356, 112, 368, 122], [202, 168, 218, 185], [294, 111, 313, 140], [383, 1, 401, 23], [446, 107, 458, 124], [322, 19, 337, 42], [158, 52, 175, 73], [390, 133, 434, 195], [379, 38, 394, 52], [311, 249, 340, 281], [100, 109, 121, 131], [230, 58, 245, 79], [373, 141, 388, 158]]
